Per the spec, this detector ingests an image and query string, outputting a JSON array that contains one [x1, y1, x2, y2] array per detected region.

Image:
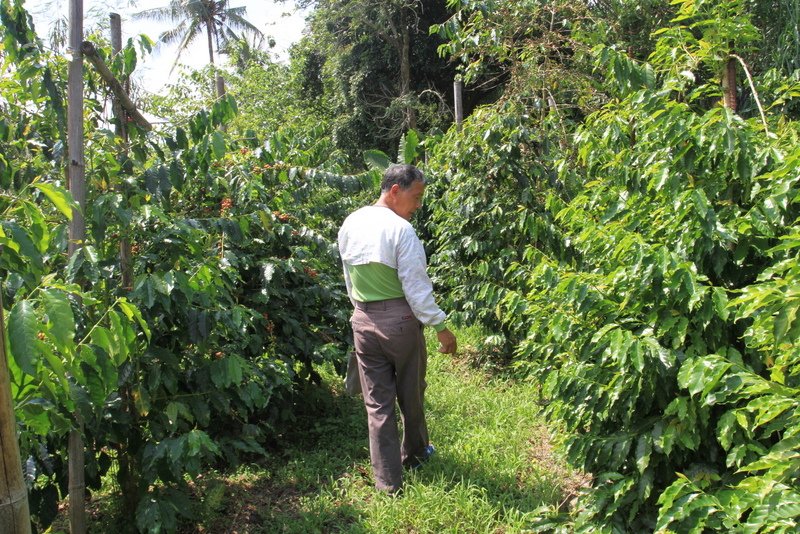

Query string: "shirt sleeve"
[[342, 263, 356, 306], [396, 226, 446, 328], [338, 223, 356, 306]]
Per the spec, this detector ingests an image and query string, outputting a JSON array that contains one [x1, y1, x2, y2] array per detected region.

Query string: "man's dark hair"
[[381, 164, 425, 192]]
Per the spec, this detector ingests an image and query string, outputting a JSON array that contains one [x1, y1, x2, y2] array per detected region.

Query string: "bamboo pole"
[[67, 0, 87, 532], [0, 256, 32, 534]]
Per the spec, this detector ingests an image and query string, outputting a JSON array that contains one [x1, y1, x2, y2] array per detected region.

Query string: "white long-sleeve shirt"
[[338, 205, 446, 328]]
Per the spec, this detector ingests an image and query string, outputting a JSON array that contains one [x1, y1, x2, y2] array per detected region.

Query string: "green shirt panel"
[[347, 262, 405, 302], [346, 262, 447, 332]]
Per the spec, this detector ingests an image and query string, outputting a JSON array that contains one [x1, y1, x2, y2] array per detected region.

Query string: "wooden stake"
[[109, 14, 141, 518], [81, 41, 152, 131], [722, 56, 737, 112], [0, 259, 32, 534], [454, 80, 463, 131], [67, 0, 87, 532]]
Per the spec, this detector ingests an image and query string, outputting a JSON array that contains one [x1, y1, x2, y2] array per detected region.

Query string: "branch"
[[731, 54, 769, 135], [80, 41, 153, 131]]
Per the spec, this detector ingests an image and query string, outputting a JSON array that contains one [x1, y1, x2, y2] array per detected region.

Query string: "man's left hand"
[[437, 328, 457, 354]]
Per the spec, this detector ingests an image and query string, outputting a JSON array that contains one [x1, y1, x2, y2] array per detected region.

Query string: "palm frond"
[[159, 20, 189, 45], [132, 0, 184, 22], [168, 19, 204, 73], [131, 0, 262, 75], [225, 12, 264, 38]]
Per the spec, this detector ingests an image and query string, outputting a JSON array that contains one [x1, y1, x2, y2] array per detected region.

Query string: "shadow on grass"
[[201, 384, 372, 533], [52, 372, 572, 533], [202, 379, 571, 533]]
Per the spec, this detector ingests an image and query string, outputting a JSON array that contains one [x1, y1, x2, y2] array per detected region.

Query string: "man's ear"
[[389, 184, 401, 196]]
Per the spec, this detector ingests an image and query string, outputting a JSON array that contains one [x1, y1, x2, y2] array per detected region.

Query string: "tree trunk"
[[110, 14, 141, 520], [722, 56, 737, 111], [67, 0, 87, 532], [0, 278, 32, 534], [110, 14, 134, 292], [68, 430, 85, 533], [216, 75, 226, 99], [400, 12, 415, 130], [206, 21, 215, 66], [206, 21, 225, 99]]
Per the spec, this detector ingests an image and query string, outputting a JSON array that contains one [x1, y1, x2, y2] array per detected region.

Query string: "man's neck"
[[374, 196, 394, 213]]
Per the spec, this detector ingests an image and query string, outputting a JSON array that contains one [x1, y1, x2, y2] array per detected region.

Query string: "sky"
[[22, 0, 310, 95]]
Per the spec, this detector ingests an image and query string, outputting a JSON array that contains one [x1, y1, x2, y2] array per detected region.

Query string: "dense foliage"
[[4, 0, 800, 531], [426, 0, 800, 531], [1, 1, 373, 531], [284, 0, 458, 165]]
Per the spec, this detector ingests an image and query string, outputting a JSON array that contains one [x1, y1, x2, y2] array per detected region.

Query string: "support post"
[[0, 258, 32, 534], [453, 79, 463, 130], [109, 13, 141, 519], [722, 56, 737, 112], [67, 0, 87, 532]]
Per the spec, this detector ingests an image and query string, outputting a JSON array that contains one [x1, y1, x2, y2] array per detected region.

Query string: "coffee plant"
[[1, 1, 375, 531], [427, 0, 800, 531], [5, 0, 799, 531]]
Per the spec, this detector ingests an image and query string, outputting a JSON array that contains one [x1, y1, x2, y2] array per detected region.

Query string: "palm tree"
[[134, 0, 263, 97]]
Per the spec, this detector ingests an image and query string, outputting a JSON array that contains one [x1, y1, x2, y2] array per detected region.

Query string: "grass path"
[[195, 330, 583, 533]]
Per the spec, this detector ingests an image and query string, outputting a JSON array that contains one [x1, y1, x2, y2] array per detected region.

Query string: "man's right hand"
[[437, 328, 457, 354]]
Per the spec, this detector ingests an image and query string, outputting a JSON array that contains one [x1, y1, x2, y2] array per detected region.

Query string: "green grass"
[[193, 326, 582, 533], [47, 327, 583, 533]]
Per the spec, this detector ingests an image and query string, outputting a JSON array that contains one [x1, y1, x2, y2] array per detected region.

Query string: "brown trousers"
[[351, 298, 429, 492]]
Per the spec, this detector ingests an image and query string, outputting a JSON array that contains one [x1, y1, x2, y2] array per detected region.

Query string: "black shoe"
[[407, 444, 436, 470]]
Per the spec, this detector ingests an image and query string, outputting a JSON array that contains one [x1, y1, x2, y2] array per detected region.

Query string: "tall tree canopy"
[[291, 0, 456, 164]]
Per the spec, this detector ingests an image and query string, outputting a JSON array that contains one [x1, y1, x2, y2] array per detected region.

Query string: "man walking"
[[338, 164, 457, 494]]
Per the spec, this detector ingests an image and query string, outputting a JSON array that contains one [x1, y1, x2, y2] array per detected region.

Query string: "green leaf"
[[399, 129, 420, 164], [81, 360, 106, 406], [21, 200, 49, 252], [750, 396, 794, 430], [41, 288, 75, 350], [211, 355, 243, 388], [108, 309, 130, 366], [41, 342, 71, 394], [33, 182, 77, 220], [364, 149, 391, 171], [4, 222, 43, 271], [712, 287, 729, 320], [678, 355, 731, 397], [118, 298, 151, 342], [773, 306, 790, 348], [211, 131, 226, 159], [636, 435, 652, 473], [90, 327, 114, 362], [166, 402, 179, 430], [717, 411, 738, 450], [8, 300, 39, 375], [186, 429, 220, 457], [176, 127, 188, 150]]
